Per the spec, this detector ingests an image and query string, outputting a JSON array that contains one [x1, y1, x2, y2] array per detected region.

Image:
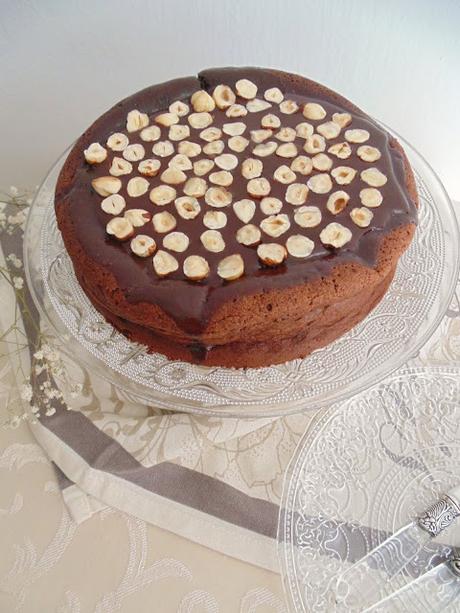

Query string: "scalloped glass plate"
[[24, 127, 459, 416], [278, 367, 460, 612]]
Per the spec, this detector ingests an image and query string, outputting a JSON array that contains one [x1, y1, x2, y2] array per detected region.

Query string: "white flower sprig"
[[1, 186, 85, 429]]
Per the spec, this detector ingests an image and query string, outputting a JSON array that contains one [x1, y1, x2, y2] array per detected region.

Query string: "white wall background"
[[1, 0, 459, 199]]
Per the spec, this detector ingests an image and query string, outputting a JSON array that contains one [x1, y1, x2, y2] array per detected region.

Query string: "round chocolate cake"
[[55, 67, 418, 368]]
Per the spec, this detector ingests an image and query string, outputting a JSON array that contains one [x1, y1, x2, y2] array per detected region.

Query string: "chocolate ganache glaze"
[[56, 67, 417, 337]]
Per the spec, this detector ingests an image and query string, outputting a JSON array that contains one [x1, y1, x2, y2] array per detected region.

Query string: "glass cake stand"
[[24, 127, 459, 417], [278, 367, 460, 612]]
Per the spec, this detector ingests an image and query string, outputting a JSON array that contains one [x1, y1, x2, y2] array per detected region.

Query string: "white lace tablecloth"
[[0, 188, 459, 612]]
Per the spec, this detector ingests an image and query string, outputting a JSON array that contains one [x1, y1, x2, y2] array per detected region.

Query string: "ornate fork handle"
[[418, 495, 460, 537]]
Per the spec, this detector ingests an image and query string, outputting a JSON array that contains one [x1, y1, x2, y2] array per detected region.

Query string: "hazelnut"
[[138, 159, 161, 176], [257, 243, 287, 266], [127, 177, 150, 197], [124, 208, 151, 226], [228, 136, 249, 152], [209, 170, 233, 186], [155, 112, 179, 127], [276, 143, 298, 158], [357, 145, 381, 162], [253, 141, 277, 157], [350, 207, 374, 228], [203, 210, 227, 229], [169, 124, 191, 141], [274, 165, 296, 184], [107, 133, 129, 151], [328, 142, 352, 159], [175, 196, 201, 219], [279, 100, 299, 114], [294, 205, 322, 228], [126, 109, 149, 132], [84, 142, 107, 164], [286, 235, 314, 258], [317, 121, 341, 140], [345, 129, 370, 143], [222, 122, 246, 136], [307, 173, 333, 194], [312, 153, 333, 171], [303, 103, 326, 120], [168, 154, 192, 171], [359, 188, 383, 208], [261, 114, 281, 129], [205, 187, 232, 207], [131, 235, 156, 257], [163, 231, 190, 252], [188, 112, 213, 129], [193, 159, 215, 176], [241, 158, 263, 179], [215, 153, 238, 170], [140, 126, 161, 142], [149, 185, 176, 206], [153, 250, 179, 277], [332, 112, 352, 128], [264, 87, 284, 103], [191, 90, 216, 112], [260, 197, 282, 215], [246, 98, 271, 113], [109, 157, 133, 176], [178, 141, 202, 157], [290, 156, 313, 176], [91, 176, 122, 197], [202, 140, 224, 156], [200, 229, 225, 253], [319, 222, 352, 248], [275, 127, 297, 142], [250, 129, 273, 143], [285, 183, 309, 205], [233, 199, 256, 223], [169, 100, 190, 116], [152, 211, 177, 233], [236, 224, 261, 246], [247, 177, 271, 198], [183, 177, 207, 197], [331, 166, 357, 185], [260, 213, 290, 237], [160, 167, 187, 185], [152, 141, 174, 157], [304, 134, 326, 154], [200, 127, 222, 142], [236, 78, 258, 99], [101, 194, 126, 215], [183, 255, 210, 281], [213, 84, 236, 109], [295, 122, 314, 139], [217, 254, 245, 280], [106, 217, 134, 241], [361, 167, 387, 187], [226, 104, 247, 118], [326, 190, 350, 214], [123, 144, 145, 162]]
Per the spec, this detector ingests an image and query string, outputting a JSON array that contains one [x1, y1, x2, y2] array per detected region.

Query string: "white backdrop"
[[1, 0, 459, 199]]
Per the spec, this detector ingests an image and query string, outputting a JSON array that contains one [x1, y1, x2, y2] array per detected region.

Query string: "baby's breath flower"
[[7, 253, 23, 268], [45, 407, 56, 417], [31, 404, 40, 414], [13, 276, 24, 290], [10, 416, 21, 428], [20, 383, 33, 402], [33, 349, 44, 360], [9, 185, 18, 196]]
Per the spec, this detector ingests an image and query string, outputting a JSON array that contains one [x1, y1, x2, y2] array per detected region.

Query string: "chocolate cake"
[[55, 67, 418, 368]]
